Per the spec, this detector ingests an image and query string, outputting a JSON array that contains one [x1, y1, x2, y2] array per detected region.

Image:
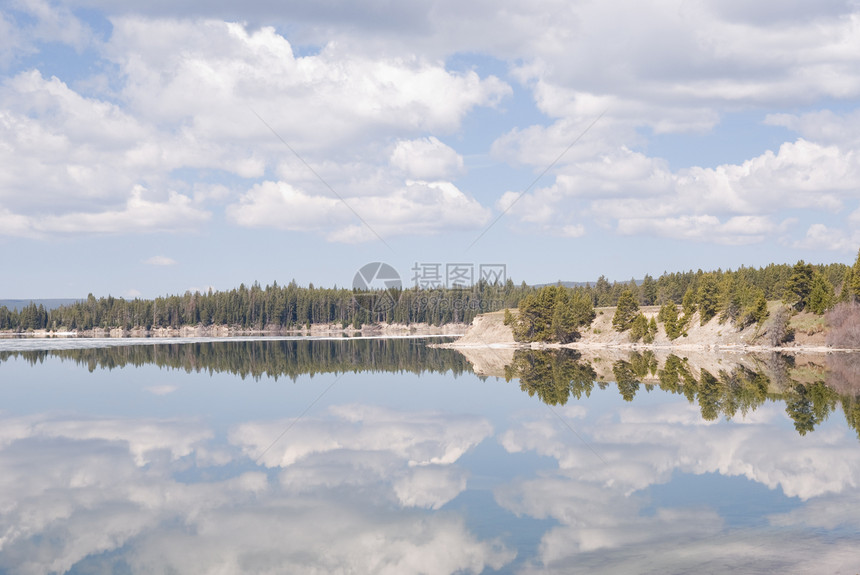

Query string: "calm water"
[[0, 338, 859, 574]]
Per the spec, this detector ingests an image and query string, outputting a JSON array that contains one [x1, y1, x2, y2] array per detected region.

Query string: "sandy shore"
[[438, 309, 858, 354]]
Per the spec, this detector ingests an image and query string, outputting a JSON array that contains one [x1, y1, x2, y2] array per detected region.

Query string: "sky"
[[2, 0, 860, 298]]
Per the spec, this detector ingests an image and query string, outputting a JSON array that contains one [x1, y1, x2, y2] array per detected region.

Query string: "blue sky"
[[2, 0, 860, 298]]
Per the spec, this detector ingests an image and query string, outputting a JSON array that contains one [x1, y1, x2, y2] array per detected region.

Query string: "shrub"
[[826, 302, 860, 349]]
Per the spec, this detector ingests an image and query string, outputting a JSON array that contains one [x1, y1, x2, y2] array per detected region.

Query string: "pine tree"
[[511, 286, 593, 343], [698, 274, 720, 325], [646, 316, 658, 343], [806, 272, 834, 315], [640, 275, 658, 305], [784, 260, 815, 311], [552, 292, 579, 343], [613, 289, 640, 332], [594, 275, 612, 307], [658, 302, 682, 340], [682, 285, 697, 316], [629, 313, 649, 342], [838, 267, 853, 303], [740, 288, 769, 328]]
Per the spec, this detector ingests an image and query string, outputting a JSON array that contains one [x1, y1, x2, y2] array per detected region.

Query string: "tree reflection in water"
[[504, 348, 860, 439]]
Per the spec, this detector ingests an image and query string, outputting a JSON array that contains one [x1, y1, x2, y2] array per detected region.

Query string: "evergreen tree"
[[629, 313, 649, 342], [806, 272, 834, 315], [629, 313, 656, 343], [682, 285, 697, 316], [697, 274, 720, 325], [511, 286, 594, 343], [784, 260, 815, 311], [658, 302, 683, 340], [594, 275, 613, 306], [551, 290, 578, 344], [613, 289, 639, 332], [838, 267, 854, 303], [640, 274, 658, 305], [647, 316, 658, 343], [739, 287, 768, 328], [717, 273, 738, 324]]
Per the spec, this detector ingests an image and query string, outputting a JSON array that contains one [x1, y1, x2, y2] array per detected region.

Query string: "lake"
[[0, 337, 859, 574]]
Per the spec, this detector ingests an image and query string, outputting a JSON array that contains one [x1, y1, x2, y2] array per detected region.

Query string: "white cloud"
[[145, 385, 177, 395], [17, 0, 95, 51], [37, 187, 210, 235], [391, 465, 469, 509], [227, 179, 490, 242], [765, 109, 860, 147], [390, 137, 465, 180], [0, 71, 212, 237], [493, 399, 860, 573], [230, 403, 493, 468], [0, 1, 94, 68], [0, 413, 212, 465], [4, 0, 860, 248], [225, 181, 348, 232], [560, 224, 585, 238], [0, 71, 152, 211], [0, 406, 512, 575], [143, 255, 178, 266], [105, 18, 509, 147], [492, 134, 860, 245], [501, 401, 860, 503], [0, 12, 28, 68], [0, 17, 508, 240], [792, 223, 860, 252], [617, 215, 778, 245]]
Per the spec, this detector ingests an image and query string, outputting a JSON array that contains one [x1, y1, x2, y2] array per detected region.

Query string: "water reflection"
[[496, 352, 860, 572], [1, 340, 859, 573], [504, 349, 860, 439], [0, 409, 512, 574], [0, 337, 471, 380]]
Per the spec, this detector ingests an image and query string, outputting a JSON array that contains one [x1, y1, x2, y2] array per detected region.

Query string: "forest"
[[1, 254, 858, 334]]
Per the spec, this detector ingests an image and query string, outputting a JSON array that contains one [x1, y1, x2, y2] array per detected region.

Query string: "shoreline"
[[436, 308, 859, 354], [0, 322, 468, 340], [439, 340, 859, 354]]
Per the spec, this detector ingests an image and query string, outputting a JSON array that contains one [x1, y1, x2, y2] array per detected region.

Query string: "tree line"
[[509, 252, 860, 344], [0, 280, 527, 332], [2, 253, 858, 333]]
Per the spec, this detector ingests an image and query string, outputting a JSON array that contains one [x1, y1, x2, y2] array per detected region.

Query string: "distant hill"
[[0, 299, 80, 312]]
